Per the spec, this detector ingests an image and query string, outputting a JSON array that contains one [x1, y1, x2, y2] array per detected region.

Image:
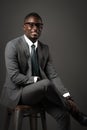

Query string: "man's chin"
[[32, 34, 39, 38], [31, 35, 40, 39], [29, 36, 38, 42]]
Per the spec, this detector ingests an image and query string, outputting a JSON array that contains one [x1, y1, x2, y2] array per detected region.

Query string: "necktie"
[[31, 44, 40, 76]]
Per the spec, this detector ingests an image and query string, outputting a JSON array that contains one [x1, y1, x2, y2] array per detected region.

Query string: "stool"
[[4, 105, 47, 130]]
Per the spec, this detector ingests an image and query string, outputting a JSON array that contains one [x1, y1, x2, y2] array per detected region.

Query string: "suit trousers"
[[20, 79, 71, 130]]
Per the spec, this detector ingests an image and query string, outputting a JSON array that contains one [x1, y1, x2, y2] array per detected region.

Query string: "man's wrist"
[[63, 92, 70, 97], [34, 76, 40, 82]]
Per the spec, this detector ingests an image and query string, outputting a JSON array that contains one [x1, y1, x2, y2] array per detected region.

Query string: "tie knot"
[[31, 44, 35, 48]]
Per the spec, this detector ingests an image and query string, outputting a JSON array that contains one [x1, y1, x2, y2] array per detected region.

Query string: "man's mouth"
[[31, 32, 39, 37]]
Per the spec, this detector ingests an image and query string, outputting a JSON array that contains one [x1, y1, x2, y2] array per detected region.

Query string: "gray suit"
[[0, 35, 70, 130]]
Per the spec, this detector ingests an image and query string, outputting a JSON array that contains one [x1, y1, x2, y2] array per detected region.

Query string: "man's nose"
[[32, 25, 38, 30]]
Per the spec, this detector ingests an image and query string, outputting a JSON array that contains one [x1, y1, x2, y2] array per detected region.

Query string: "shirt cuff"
[[63, 92, 70, 97], [34, 77, 38, 83]]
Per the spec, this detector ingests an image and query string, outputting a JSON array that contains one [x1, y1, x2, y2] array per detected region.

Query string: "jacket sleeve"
[[44, 46, 69, 95], [5, 42, 34, 86]]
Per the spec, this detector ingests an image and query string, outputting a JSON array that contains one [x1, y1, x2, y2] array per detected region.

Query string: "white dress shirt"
[[24, 34, 38, 82], [24, 34, 38, 53]]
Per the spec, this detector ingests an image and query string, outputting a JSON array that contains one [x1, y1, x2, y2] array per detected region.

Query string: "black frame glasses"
[[24, 22, 43, 28]]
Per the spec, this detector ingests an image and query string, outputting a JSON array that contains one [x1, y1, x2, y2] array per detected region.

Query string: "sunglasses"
[[24, 22, 43, 28]]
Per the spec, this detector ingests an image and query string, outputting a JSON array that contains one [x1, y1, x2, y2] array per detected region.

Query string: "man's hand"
[[66, 97, 79, 113]]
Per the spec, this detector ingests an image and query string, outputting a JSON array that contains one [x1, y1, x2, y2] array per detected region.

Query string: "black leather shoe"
[[71, 112, 87, 126], [66, 97, 87, 126]]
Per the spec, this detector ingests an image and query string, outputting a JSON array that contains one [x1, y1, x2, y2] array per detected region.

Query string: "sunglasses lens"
[[25, 22, 43, 28]]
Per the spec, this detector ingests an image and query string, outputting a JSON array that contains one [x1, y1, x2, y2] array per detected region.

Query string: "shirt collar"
[[24, 34, 38, 48]]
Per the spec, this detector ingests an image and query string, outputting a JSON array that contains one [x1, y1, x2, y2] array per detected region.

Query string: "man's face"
[[23, 16, 43, 42]]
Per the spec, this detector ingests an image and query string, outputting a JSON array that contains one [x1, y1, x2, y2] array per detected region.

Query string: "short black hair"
[[24, 12, 42, 23]]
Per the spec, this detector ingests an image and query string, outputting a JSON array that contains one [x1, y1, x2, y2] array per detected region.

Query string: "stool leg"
[[3, 109, 11, 130], [40, 111, 47, 130], [13, 109, 23, 130], [29, 114, 37, 130]]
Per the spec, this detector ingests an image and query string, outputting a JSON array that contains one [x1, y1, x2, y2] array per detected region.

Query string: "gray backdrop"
[[0, 0, 87, 130]]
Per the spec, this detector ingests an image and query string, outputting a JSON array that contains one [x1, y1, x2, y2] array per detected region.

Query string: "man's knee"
[[41, 79, 53, 92]]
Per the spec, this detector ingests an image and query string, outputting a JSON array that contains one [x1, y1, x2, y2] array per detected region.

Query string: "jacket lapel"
[[37, 41, 43, 67], [16, 36, 31, 74], [37, 41, 48, 79], [21, 36, 30, 58]]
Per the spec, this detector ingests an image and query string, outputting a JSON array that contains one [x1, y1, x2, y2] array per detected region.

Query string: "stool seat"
[[4, 105, 47, 130], [15, 105, 32, 110]]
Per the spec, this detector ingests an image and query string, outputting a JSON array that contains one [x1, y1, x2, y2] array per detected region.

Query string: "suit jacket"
[[0, 35, 68, 108]]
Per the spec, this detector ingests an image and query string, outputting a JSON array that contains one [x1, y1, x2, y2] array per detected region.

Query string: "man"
[[0, 12, 87, 130]]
